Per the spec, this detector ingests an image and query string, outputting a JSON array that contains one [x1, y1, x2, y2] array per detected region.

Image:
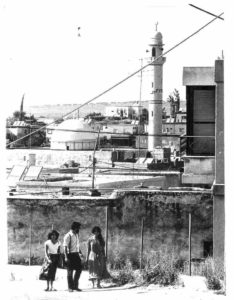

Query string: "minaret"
[[148, 24, 166, 150], [20, 94, 25, 121]]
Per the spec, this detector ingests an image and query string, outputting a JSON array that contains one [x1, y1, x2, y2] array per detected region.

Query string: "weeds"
[[203, 257, 224, 290], [109, 249, 180, 287], [141, 250, 180, 286], [111, 258, 135, 286], [9, 255, 44, 265]]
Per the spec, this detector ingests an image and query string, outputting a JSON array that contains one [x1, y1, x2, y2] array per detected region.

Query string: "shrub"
[[8, 255, 44, 266], [203, 257, 224, 290], [111, 258, 135, 286], [141, 250, 179, 286], [108, 250, 126, 270], [109, 249, 180, 287]]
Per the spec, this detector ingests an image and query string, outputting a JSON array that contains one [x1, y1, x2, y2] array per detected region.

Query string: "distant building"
[[162, 111, 187, 135], [101, 122, 142, 136], [50, 119, 97, 150], [105, 103, 143, 119], [139, 111, 186, 151], [46, 123, 59, 142], [100, 121, 141, 148], [8, 121, 30, 137], [7, 121, 30, 147]]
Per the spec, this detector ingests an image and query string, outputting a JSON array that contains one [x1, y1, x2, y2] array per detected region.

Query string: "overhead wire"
[[6, 11, 223, 147], [189, 4, 224, 20]]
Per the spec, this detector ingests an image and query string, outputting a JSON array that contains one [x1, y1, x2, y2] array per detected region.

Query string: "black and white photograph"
[[1, 0, 232, 299]]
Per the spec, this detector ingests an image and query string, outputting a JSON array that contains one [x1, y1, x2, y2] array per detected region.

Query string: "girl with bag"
[[44, 230, 61, 291]]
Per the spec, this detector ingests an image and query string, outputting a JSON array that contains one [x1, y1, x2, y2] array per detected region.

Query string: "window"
[[203, 241, 213, 257], [152, 111, 153, 117]]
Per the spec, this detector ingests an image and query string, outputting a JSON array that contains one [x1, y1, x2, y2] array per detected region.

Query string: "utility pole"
[[140, 217, 145, 269], [189, 212, 192, 276], [138, 58, 143, 158], [90, 127, 101, 196]]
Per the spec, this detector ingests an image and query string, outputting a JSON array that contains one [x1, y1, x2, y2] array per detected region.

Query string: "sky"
[[1, 0, 226, 116]]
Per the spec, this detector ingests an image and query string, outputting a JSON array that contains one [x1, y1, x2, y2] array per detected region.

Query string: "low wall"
[[7, 189, 213, 264], [6, 149, 112, 168]]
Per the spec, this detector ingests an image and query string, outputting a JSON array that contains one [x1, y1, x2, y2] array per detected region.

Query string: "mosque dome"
[[50, 118, 97, 150], [155, 31, 163, 42], [149, 31, 163, 46]]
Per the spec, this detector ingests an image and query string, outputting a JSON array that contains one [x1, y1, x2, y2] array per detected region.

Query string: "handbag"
[[39, 260, 50, 280]]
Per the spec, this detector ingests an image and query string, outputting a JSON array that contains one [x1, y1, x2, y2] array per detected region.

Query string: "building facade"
[[181, 59, 224, 263]]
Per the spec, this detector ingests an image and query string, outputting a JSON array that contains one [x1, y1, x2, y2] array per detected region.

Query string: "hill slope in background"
[[24, 101, 186, 120]]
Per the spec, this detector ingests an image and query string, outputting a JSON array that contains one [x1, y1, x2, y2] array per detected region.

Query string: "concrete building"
[[181, 59, 224, 263], [162, 112, 186, 135], [50, 119, 97, 150], [148, 28, 166, 150], [105, 103, 143, 119]]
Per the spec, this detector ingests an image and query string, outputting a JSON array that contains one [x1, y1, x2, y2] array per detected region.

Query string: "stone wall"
[[7, 190, 213, 264]]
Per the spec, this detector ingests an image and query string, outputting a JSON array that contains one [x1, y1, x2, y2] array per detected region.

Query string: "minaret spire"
[[20, 94, 25, 121], [155, 22, 158, 31]]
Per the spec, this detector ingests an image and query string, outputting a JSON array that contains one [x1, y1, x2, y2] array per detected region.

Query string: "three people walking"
[[43, 222, 108, 292]]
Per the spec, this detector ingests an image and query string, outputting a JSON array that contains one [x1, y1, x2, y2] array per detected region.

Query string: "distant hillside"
[[25, 100, 186, 120]]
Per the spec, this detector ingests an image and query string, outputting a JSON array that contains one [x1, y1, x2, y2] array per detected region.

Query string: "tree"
[[84, 112, 105, 121], [141, 108, 148, 123], [13, 110, 26, 121], [167, 89, 181, 117], [162, 107, 167, 119]]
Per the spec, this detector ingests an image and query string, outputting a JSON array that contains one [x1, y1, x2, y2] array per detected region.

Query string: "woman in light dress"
[[44, 230, 61, 291], [86, 226, 108, 288]]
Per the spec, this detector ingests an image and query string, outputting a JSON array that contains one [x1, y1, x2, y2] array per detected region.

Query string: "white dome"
[[155, 31, 163, 41], [51, 119, 97, 143]]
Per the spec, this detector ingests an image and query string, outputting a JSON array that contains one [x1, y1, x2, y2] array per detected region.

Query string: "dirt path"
[[6, 265, 225, 300]]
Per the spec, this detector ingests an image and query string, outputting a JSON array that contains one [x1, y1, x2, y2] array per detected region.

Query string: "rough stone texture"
[[7, 190, 213, 264]]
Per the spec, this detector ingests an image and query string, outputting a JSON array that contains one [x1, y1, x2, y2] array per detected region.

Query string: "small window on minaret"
[[152, 47, 156, 57], [152, 82, 154, 88], [152, 111, 153, 117]]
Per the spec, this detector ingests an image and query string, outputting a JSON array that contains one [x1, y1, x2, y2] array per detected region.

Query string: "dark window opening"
[[203, 241, 213, 257], [152, 47, 156, 57], [66, 146, 69, 150]]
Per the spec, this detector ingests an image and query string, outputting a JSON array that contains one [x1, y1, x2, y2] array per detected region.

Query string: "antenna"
[[221, 50, 224, 59]]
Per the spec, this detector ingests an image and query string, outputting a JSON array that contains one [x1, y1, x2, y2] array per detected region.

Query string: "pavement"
[[5, 265, 226, 300]]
